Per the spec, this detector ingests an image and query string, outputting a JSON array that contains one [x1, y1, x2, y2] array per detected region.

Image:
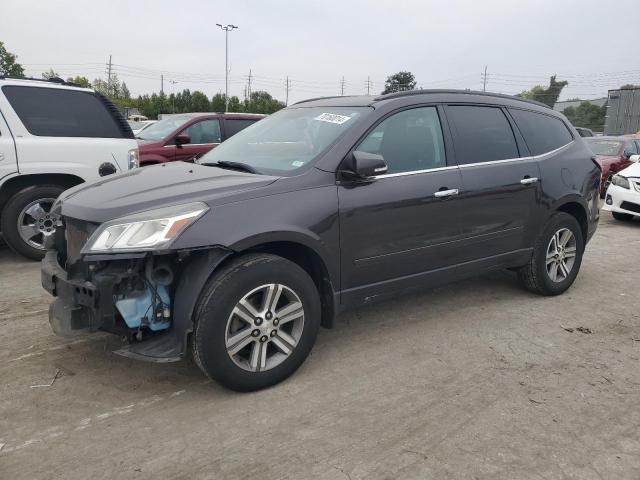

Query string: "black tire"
[[193, 253, 321, 392], [518, 212, 584, 296], [1, 185, 65, 261], [612, 211, 634, 221]]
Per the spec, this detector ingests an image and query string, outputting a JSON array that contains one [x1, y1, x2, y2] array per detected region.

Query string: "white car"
[[0, 78, 139, 259], [131, 120, 156, 136], [603, 160, 640, 221]]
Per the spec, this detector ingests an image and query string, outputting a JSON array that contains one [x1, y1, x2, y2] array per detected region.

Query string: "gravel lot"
[[1, 212, 639, 479]]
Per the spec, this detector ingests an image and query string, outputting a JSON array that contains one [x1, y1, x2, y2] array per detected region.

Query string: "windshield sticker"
[[292, 160, 304, 167], [314, 113, 351, 125]]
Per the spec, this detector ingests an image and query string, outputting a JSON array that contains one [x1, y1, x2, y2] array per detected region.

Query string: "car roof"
[[0, 76, 94, 93], [161, 112, 266, 120], [292, 89, 552, 111]]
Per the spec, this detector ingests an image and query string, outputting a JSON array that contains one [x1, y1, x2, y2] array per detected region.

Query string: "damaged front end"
[[42, 212, 230, 362]]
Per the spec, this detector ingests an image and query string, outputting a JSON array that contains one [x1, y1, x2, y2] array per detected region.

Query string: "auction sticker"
[[314, 113, 351, 124]]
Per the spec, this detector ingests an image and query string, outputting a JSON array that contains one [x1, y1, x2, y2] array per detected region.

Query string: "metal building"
[[604, 88, 640, 135]]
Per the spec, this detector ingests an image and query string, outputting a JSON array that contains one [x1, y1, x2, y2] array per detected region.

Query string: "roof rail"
[[0, 75, 84, 88], [374, 89, 551, 109], [293, 95, 358, 105]]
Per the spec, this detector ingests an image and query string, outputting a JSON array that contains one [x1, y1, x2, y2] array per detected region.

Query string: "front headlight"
[[82, 202, 208, 253], [611, 174, 630, 189], [128, 148, 139, 169]]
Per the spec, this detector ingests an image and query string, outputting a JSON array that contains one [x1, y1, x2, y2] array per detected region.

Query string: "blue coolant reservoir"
[[114, 286, 171, 331]]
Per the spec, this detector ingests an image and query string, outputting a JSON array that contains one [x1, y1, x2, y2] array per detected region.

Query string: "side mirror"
[[341, 151, 388, 180], [630, 154, 640, 163], [174, 134, 191, 146]]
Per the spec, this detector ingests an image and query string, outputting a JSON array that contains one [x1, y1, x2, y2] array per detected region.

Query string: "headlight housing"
[[82, 202, 208, 253], [128, 148, 139, 169], [611, 174, 630, 189]]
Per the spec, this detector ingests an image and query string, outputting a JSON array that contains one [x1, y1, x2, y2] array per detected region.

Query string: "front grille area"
[[620, 201, 640, 214], [65, 218, 98, 265]]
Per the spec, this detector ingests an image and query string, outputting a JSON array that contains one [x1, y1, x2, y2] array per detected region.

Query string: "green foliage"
[[66, 76, 91, 88], [563, 102, 606, 132], [211, 93, 226, 112], [382, 71, 416, 94], [517, 75, 568, 108], [620, 84, 640, 90], [121, 82, 131, 100], [191, 91, 210, 111], [41, 68, 60, 80], [0, 41, 24, 77], [243, 90, 285, 114]]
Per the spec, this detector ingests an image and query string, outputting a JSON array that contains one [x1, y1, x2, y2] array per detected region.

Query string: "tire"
[[1, 185, 65, 260], [518, 212, 584, 296], [193, 253, 321, 392], [612, 211, 634, 221]]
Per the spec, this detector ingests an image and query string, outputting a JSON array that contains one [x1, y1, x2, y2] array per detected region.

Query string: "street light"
[[216, 23, 238, 113]]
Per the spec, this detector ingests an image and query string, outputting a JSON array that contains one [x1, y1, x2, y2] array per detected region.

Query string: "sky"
[[2, 0, 639, 105]]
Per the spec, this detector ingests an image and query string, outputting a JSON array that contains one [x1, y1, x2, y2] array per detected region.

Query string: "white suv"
[[0, 78, 139, 259]]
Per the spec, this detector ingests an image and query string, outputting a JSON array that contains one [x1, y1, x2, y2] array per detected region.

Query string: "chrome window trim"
[[372, 141, 573, 179], [163, 142, 221, 148]]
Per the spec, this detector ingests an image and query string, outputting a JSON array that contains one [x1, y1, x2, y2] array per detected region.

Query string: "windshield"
[[198, 106, 372, 175], [584, 138, 623, 156], [137, 116, 192, 141]]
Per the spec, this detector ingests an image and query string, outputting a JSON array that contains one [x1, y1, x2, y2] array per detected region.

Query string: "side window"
[[225, 119, 256, 138], [182, 119, 221, 144], [509, 109, 573, 156], [2, 86, 124, 138], [624, 140, 639, 155], [356, 106, 446, 174], [447, 105, 519, 164]]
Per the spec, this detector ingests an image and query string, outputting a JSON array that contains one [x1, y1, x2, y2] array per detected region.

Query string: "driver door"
[[175, 119, 222, 162]]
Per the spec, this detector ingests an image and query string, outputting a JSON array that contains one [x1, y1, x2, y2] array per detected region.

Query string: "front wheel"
[[518, 212, 584, 296], [1, 185, 65, 260], [193, 253, 321, 392]]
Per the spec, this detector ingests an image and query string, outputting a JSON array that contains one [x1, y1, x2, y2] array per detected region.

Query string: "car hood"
[[59, 162, 279, 223], [619, 162, 640, 178]]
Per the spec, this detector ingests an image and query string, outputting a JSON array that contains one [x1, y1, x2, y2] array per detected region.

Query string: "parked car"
[[136, 113, 264, 165], [603, 160, 640, 221], [42, 90, 599, 391], [0, 77, 138, 260], [575, 127, 594, 137], [584, 135, 640, 197], [130, 120, 156, 136]]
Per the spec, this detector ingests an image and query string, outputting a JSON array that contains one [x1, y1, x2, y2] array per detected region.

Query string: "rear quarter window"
[[509, 109, 573, 156], [3, 86, 126, 138]]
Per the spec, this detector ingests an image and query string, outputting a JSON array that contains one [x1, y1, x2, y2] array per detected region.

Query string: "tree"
[[121, 82, 131, 100], [382, 71, 416, 94], [0, 41, 24, 77], [41, 68, 60, 80], [620, 84, 640, 90], [211, 93, 226, 112], [66, 75, 91, 88], [518, 75, 568, 108], [563, 102, 606, 132], [191, 91, 210, 111], [244, 90, 285, 114]]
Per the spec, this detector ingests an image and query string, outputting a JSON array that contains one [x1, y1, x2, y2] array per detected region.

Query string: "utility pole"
[[365, 76, 372, 95], [285, 76, 290, 106], [482, 65, 487, 92], [340, 76, 345, 96], [160, 74, 164, 95], [216, 23, 239, 113], [169, 80, 177, 112], [247, 68, 252, 100], [107, 54, 112, 96]]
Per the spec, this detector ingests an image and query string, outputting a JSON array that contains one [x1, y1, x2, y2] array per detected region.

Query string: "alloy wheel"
[[17, 197, 58, 250], [225, 283, 305, 372], [546, 228, 577, 283]]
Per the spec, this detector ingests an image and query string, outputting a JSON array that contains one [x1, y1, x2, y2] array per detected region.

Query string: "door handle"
[[434, 188, 459, 198], [520, 177, 538, 185]]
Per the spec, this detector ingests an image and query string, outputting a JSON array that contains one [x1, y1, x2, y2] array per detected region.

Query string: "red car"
[[136, 113, 265, 166], [584, 135, 640, 197]]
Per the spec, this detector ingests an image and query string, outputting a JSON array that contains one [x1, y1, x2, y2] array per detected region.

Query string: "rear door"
[[0, 107, 17, 181], [174, 118, 221, 162], [444, 104, 541, 268]]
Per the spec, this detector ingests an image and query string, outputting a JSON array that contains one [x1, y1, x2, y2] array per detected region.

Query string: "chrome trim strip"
[[163, 143, 221, 148], [372, 141, 574, 179]]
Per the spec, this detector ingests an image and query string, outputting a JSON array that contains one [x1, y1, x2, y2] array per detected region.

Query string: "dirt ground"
[[1, 212, 639, 480]]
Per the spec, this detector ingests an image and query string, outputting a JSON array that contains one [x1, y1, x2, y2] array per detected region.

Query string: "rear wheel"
[[518, 212, 584, 296], [193, 253, 321, 392], [1, 185, 64, 260], [612, 211, 634, 221]]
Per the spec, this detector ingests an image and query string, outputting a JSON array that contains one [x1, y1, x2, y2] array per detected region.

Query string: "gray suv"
[[42, 90, 600, 391]]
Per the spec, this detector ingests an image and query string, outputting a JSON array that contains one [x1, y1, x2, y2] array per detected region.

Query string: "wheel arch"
[[0, 173, 84, 215], [555, 200, 588, 242]]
